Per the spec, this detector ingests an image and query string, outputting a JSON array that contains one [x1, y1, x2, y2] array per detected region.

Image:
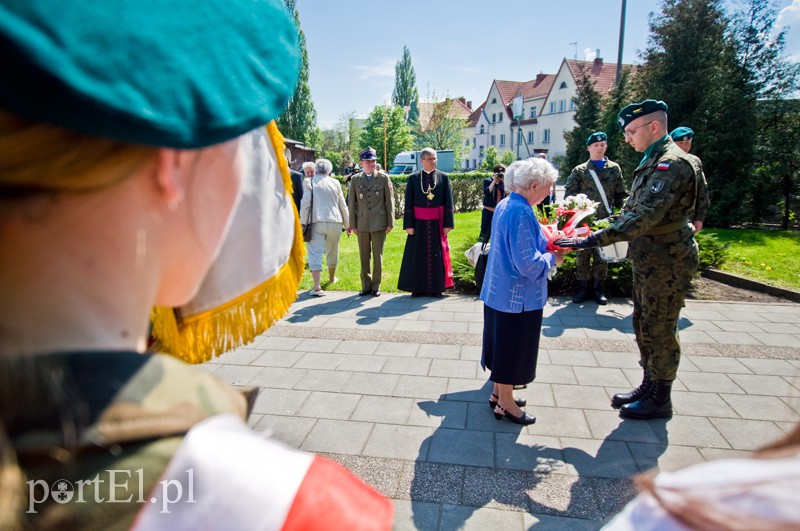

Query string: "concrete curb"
[[703, 269, 800, 303]]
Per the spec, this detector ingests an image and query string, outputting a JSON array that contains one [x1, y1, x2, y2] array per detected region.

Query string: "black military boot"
[[611, 370, 651, 409], [593, 280, 608, 305], [572, 281, 590, 304], [619, 380, 673, 420]]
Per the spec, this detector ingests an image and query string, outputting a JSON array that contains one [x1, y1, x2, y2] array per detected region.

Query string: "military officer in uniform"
[[670, 126, 710, 233], [565, 131, 628, 305], [348, 146, 395, 296], [556, 100, 699, 421]]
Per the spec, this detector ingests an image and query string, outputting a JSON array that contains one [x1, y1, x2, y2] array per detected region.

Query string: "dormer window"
[[479, 124, 485, 134], [491, 98, 497, 104], [559, 81, 568, 89]]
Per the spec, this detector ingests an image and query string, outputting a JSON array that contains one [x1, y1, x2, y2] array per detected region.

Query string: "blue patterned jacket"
[[480, 193, 555, 313]]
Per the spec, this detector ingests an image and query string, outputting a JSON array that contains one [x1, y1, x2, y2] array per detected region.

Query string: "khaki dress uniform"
[[347, 171, 395, 292]]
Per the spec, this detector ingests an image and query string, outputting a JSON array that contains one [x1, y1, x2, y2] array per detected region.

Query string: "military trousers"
[[575, 248, 607, 281], [631, 253, 697, 381], [357, 230, 387, 291]]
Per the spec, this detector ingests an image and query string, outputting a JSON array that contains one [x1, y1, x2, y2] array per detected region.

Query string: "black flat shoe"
[[372, 290, 381, 297], [358, 290, 371, 296], [494, 404, 536, 425], [488, 393, 526, 410]]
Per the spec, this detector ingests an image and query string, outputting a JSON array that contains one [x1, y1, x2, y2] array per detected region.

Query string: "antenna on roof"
[[569, 41, 578, 60]]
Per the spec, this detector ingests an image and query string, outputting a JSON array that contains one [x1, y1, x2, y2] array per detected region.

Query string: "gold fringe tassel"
[[151, 122, 305, 364]]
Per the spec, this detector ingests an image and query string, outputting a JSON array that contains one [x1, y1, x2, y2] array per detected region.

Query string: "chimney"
[[535, 73, 547, 84], [594, 49, 603, 67], [466, 100, 472, 110]]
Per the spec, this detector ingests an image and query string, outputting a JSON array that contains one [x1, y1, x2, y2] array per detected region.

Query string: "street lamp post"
[[615, 0, 627, 86]]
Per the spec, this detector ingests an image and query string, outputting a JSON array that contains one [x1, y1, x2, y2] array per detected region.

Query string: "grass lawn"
[[298, 211, 483, 293], [703, 228, 800, 291]]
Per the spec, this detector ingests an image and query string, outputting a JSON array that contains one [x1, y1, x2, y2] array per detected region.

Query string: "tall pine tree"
[[639, 0, 755, 226], [600, 68, 641, 188], [276, 0, 318, 144], [561, 69, 604, 179], [392, 46, 419, 110]]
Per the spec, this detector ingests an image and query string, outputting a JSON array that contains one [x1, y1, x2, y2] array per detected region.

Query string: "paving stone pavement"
[[204, 292, 800, 530]]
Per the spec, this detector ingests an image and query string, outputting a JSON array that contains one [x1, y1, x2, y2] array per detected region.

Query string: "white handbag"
[[588, 169, 628, 263]]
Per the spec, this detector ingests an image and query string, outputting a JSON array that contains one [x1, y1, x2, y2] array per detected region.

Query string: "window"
[[543, 129, 551, 143], [549, 102, 556, 113], [465, 139, 470, 146], [492, 113, 496, 123], [491, 97, 497, 104], [528, 131, 533, 143], [479, 124, 485, 134], [490, 135, 496, 146], [473, 159, 477, 168], [530, 106, 537, 118], [559, 81, 568, 89], [479, 146, 484, 156], [464, 160, 469, 169], [498, 113, 503, 122], [517, 130, 523, 143], [499, 134, 505, 146], [472, 138, 476, 148], [559, 100, 566, 112], [570, 100, 576, 110]]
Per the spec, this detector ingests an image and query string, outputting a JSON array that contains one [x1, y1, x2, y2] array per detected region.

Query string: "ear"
[[154, 148, 189, 210]]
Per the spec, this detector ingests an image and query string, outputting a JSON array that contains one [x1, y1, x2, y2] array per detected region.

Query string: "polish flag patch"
[[657, 162, 670, 171]]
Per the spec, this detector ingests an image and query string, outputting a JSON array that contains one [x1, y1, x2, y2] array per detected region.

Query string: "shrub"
[[696, 231, 730, 271]]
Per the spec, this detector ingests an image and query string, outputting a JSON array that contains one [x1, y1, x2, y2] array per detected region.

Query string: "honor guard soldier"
[[347, 146, 394, 296], [670, 127, 710, 233], [565, 131, 628, 305], [556, 100, 700, 421]]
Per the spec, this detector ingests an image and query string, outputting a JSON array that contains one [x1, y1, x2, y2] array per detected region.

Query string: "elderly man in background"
[[397, 147, 455, 298], [347, 146, 394, 297], [556, 100, 700, 421], [670, 126, 710, 233]]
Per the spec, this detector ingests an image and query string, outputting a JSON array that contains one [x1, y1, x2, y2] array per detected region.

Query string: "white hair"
[[301, 161, 315, 172], [315, 158, 333, 175], [506, 157, 557, 192]]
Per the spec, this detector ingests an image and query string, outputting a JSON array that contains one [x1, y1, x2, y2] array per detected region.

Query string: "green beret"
[[617, 100, 668, 129], [585, 132, 608, 146], [670, 127, 695, 141], [0, 0, 300, 148]]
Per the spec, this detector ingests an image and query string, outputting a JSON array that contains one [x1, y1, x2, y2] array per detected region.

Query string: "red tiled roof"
[[494, 80, 526, 105], [565, 59, 638, 94], [467, 101, 486, 127], [417, 98, 474, 131], [518, 74, 556, 100]]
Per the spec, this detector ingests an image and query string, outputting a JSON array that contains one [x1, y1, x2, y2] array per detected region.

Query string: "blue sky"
[[297, 0, 800, 129]]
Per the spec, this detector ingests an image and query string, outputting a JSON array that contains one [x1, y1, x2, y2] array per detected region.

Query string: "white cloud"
[[778, 0, 800, 27], [583, 47, 597, 61], [351, 60, 395, 80]]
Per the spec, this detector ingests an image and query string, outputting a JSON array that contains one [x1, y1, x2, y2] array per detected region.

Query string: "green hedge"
[[452, 231, 729, 297], [389, 172, 490, 219]]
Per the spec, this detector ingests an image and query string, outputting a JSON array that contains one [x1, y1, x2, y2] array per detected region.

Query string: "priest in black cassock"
[[398, 147, 455, 297]]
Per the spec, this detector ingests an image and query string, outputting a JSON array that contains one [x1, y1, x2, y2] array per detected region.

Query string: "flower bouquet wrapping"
[[534, 194, 599, 251]]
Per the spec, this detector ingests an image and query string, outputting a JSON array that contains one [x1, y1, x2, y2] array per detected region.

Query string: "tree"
[[413, 98, 468, 165], [481, 146, 500, 171], [599, 68, 641, 188], [392, 46, 418, 108], [360, 105, 414, 170], [500, 150, 516, 166], [275, 0, 318, 144], [561, 68, 604, 179], [639, 0, 755, 226]]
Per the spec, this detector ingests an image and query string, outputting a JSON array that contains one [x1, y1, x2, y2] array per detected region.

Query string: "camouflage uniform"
[[593, 136, 699, 381], [686, 152, 710, 224], [565, 159, 628, 281]]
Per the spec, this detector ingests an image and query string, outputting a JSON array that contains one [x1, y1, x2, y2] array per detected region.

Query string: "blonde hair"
[[0, 110, 156, 195]]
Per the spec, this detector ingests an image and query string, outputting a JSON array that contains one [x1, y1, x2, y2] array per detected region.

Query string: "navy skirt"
[[482, 305, 543, 385]]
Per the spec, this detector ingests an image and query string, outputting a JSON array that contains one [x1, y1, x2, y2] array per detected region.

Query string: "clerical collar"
[[422, 169, 434, 176]]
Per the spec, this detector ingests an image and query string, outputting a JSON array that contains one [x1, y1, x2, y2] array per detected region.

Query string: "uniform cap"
[[0, 0, 300, 148], [585, 131, 608, 146], [359, 146, 378, 160], [670, 127, 695, 141], [617, 100, 668, 129]]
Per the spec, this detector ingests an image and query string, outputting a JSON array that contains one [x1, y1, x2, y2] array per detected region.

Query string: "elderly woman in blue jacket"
[[480, 157, 564, 425]]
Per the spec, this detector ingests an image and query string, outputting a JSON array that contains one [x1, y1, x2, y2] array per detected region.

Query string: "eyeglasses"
[[623, 120, 655, 138]]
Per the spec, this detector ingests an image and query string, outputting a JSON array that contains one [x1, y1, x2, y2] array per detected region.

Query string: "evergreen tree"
[[599, 68, 641, 188], [561, 69, 604, 179], [276, 0, 318, 144], [361, 105, 414, 170], [392, 46, 419, 108], [639, 0, 755, 226]]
